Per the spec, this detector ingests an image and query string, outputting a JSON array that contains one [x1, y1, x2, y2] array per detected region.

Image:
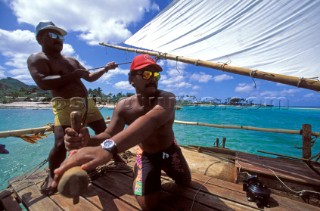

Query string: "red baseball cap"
[[130, 54, 162, 72]]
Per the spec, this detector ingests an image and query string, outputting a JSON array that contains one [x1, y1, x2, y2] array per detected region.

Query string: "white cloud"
[[190, 72, 213, 83], [190, 73, 233, 83], [0, 0, 159, 84], [280, 89, 300, 96], [260, 89, 301, 97], [0, 29, 77, 84], [0, 66, 6, 79], [99, 68, 129, 83], [165, 60, 187, 70], [192, 85, 200, 90], [166, 81, 192, 88], [213, 74, 233, 82], [235, 83, 254, 93], [260, 89, 300, 98], [159, 67, 192, 90], [304, 93, 315, 98], [114, 80, 133, 90], [9, 0, 159, 45]]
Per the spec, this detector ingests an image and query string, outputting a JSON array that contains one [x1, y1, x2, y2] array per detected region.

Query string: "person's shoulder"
[[115, 95, 137, 115], [28, 52, 45, 58], [158, 90, 175, 98], [64, 55, 78, 62], [27, 52, 46, 63], [116, 95, 136, 107]]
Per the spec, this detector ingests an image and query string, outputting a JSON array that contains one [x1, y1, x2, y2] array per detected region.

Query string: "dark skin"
[[27, 28, 118, 191], [53, 67, 190, 210]]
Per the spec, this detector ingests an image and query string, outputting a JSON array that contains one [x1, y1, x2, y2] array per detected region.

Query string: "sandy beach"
[[0, 101, 115, 109], [0, 101, 52, 109]]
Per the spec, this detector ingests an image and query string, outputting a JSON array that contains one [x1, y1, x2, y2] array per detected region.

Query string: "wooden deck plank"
[[236, 152, 320, 186], [14, 184, 61, 211], [49, 194, 100, 211], [5, 150, 320, 211], [159, 189, 222, 211], [92, 172, 141, 209], [0, 189, 22, 211], [161, 178, 258, 211], [191, 172, 320, 211], [9, 170, 100, 211], [82, 183, 140, 210], [8, 170, 62, 211]]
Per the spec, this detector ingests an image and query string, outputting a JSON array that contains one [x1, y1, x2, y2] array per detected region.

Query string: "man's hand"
[[52, 146, 113, 189], [64, 127, 90, 151], [104, 62, 118, 72]]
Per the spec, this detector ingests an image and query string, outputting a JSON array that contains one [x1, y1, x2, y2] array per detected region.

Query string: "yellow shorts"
[[52, 97, 103, 126]]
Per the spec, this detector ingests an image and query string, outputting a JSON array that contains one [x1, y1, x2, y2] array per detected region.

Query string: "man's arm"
[[82, 62, 118, 82], [27, 54, 85, 90], [113, 95, 175, 152], [53, 92, 176, 184]]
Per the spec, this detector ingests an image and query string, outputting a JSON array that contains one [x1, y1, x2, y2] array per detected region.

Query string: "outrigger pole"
[[2, 120, 319, 139], [99, 42, 320, 92]]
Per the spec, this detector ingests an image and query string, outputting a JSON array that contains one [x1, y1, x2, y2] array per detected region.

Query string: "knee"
[[175, 171, 192, 187], [135, 192, 160, 211], [176, 176, 191, 187], [54, 129, 66, 150], [53, 139, 66, 151]]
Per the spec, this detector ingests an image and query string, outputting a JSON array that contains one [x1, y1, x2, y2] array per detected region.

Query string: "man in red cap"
[[53, 54, 191, 210]]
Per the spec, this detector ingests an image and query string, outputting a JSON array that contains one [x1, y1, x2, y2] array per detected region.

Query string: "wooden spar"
[[1, 119, 319, 139], [99, 42, 320, 92], [257, 150, 312, 161], [174, 120, 320, 137], [0, 120, 111, 138], [0, 125, 54, 138]]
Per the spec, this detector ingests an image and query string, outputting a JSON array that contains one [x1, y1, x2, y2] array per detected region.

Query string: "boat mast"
[[99, 42, 320, 92]]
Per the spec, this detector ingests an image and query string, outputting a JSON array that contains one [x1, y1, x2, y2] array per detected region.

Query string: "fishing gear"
[[87, 61, 132, 71], [243, 174, 271, 208]]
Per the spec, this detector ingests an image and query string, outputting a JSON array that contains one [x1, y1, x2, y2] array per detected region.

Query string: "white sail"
[[125, 0, 320, 79]]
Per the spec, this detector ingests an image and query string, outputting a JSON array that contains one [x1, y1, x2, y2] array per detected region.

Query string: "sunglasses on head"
[[48, 32, 64, 40], [135, 70, 161, 80]]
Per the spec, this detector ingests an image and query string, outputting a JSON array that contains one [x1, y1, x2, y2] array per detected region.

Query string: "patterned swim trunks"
[[133, 142, 191, 196]]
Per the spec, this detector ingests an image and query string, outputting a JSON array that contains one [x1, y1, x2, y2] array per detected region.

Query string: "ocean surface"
[[0, 106, 319, 190]]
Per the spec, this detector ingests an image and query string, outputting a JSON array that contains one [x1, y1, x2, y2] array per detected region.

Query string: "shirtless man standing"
[[53, 54, 191, 210], [27, 21, 119, 195]]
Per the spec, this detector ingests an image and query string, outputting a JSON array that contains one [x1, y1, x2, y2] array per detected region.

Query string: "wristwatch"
[[101, 139, 118, 156]]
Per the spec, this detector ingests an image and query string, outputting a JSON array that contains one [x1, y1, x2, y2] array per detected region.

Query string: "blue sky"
[[0, 0, 319, 107]]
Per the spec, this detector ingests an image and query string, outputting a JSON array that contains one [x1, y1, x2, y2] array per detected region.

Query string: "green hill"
[[0, 77, 31, 90], [0, 77, 50, 101]]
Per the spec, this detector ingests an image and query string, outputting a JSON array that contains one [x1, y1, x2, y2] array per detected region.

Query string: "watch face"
[[101, 139, 118, 155], [103, 140, 114, 149]]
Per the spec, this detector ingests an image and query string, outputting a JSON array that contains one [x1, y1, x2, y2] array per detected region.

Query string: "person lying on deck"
[[53, 54, 192, 210]]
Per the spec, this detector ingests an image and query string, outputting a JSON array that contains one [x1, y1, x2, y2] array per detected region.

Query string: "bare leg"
[[41, 126, 66, 195], [135, 192, 161, 211], [87, 119, 106, 135]]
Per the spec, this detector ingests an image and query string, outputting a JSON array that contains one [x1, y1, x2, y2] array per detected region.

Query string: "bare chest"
[[47, 58, 77, 75]]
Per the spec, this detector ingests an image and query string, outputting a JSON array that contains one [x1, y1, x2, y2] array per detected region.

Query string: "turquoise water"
[[0, 106, 319, 190]]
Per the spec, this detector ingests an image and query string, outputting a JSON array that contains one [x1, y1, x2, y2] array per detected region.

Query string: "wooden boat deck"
[[1, 148, 320, 210], [235, 152, 320, 186]]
